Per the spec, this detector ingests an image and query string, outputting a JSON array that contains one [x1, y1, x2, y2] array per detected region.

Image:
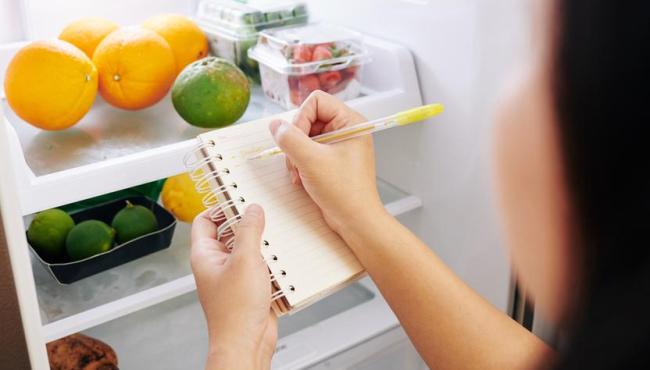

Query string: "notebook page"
[[197, 113, 364, 309]]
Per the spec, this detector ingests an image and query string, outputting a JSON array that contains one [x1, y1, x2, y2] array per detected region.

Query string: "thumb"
[[231, 204, 265, 257], [269, 120, 320, 167]]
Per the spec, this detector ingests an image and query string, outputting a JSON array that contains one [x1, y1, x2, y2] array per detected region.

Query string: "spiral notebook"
[[185, 111, 365, 315]]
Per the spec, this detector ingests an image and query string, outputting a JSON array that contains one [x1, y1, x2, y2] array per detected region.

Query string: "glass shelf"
[[34, 178, 415, 328], [2, 87, 284, 177], [33, 222, 194, 324], [82, 284, 374, 370]]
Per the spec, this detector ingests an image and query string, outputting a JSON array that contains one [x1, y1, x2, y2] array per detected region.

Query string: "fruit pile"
[[4, 14, 209, 131], [27, 201, 158, 262], [288, 43, 360, 106]]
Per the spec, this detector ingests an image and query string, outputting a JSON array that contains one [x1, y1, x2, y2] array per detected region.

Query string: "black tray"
[[28, 196, 177, 284]]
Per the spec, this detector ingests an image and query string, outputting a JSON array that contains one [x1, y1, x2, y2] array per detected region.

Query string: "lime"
[[172, 56, 250, 128], [66, 220, 115, 261], [111, 201, 158, 244], [27, 209, 75, 259]]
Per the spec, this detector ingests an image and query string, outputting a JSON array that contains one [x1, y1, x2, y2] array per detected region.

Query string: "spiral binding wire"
[[184, 141, 218, 169], [208, 198, 246, 223], [186, 140, 291, 305], [271, 290, 285, 301], [194, 171, 233, 193]]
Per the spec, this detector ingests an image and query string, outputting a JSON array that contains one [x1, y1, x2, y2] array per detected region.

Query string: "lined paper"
[[196, 113, 364, 309]]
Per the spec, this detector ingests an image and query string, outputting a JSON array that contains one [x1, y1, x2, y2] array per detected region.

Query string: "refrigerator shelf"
[[0, 36, 422, 216], [35, 179, 421, 342], [81, 279, 407, 370]]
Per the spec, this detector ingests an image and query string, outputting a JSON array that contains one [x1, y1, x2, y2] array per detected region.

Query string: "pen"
[[248, 103, 444, 160]]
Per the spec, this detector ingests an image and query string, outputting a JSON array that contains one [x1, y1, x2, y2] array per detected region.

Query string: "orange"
[[92, 27, 176, 110], [59, 17, 119, 58], [142, 14, 208, 74], [4, 40, 98, 130]]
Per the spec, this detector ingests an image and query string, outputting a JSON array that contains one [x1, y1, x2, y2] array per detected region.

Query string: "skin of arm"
[[339, 208, 551, 370], [269, 91, 552, 370]]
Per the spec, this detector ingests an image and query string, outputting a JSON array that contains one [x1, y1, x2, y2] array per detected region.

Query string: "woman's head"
[[494, 0, 650, 364]]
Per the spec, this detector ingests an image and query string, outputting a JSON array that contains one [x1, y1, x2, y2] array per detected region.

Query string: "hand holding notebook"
[[185, 92, 442, 315], [190, 205, 277, 367]]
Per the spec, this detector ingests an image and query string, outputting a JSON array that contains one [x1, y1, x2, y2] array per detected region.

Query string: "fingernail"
[[291, 171, 297, 184], [244, 203, 263, 217]]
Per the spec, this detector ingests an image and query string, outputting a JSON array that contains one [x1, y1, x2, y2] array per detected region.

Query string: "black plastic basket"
[[28, 196, 177, 284]]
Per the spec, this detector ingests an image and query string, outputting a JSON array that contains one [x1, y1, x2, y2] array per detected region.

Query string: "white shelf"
[[82, 279, 402, 370], [0, 36, 422, 216], [36, 179, 420, 342]]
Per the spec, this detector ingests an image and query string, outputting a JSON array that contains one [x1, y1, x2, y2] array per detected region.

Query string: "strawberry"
[[288, 76, 300, 90], [342, 65, 359, 78], [327, 77, 352, 95], [312, 45, 333, 61], [298, 75, 320, 94], [290, 89, 302, 106], [292, 45, 313, 63], [288, 74, 320, 106], [318, 71, 342, 90]]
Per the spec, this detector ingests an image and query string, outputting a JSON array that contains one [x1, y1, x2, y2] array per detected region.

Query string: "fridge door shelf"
[[36, 179, 421, 342], [0, 35, 421, 216]]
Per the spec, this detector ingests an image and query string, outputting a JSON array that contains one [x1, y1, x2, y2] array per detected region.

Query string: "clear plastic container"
[[248, 23, 371, 109], [195, 0, 309, 84]]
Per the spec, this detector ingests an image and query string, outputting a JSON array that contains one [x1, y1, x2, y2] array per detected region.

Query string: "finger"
[[285, 156, 296, 176], [310, 121, 326, 136], [231, 204, 265, 257], [293, 90, 342, 132], [192, 209, 219, 242], [269, 120, 321, 168], [192, 236, 229, 260], [322, 111, 365, 133]]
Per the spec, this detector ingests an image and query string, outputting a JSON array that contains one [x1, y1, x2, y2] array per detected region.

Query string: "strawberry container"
[[195, 0, 309, 84], [248, 23, 371, 109]]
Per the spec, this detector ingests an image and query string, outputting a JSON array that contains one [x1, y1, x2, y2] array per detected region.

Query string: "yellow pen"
[[248, 103, 444, 160]]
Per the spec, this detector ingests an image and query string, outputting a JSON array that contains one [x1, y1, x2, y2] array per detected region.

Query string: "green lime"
[[172, 56, 250, 128], [27, 209, 75, 259], [66, 220, 115, 261], [111, 201, 158, 244]]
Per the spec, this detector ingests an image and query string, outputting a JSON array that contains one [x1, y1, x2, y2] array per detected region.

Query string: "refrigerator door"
[[0, 1, 533, 368]]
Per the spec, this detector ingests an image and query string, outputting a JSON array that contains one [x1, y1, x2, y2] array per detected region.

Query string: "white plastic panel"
[[0, 0, 26, 42], [21, 0, 195, 39], [303, 0, 533, 312]]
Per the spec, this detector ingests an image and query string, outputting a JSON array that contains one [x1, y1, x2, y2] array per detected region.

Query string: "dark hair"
[[552, 1, 650, 368]]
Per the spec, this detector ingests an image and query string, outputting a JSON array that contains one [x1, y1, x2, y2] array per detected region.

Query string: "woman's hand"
[[191, 205, 277, 370], [269, 91, 386, 237]]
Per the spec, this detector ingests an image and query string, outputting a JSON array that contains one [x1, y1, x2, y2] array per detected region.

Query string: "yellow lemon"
[[161, 173, 207, 223]]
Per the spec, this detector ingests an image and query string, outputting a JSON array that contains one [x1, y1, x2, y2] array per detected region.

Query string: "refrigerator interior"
[[0, 0, 533, 368]]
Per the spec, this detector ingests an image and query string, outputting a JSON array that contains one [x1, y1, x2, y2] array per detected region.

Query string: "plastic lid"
[[248, 23, 370, 75], [195, 0, 308, 38]]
